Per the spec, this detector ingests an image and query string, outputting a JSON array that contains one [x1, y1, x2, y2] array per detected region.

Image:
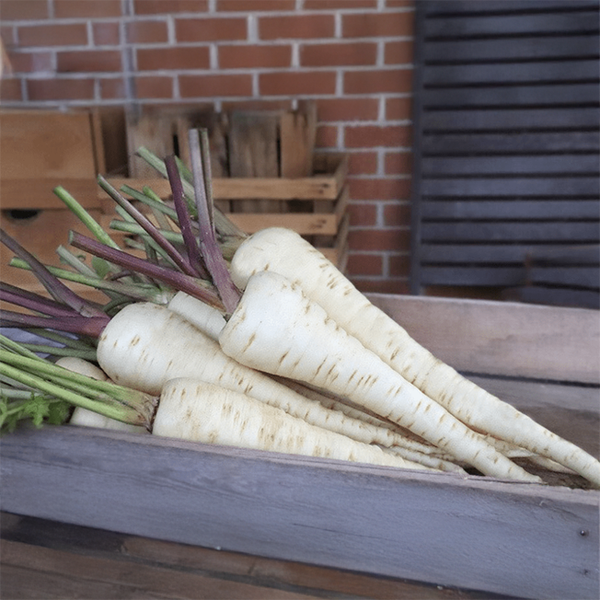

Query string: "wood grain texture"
[[0, 426, 598, 600], [0, 514, 498, 600], [368, 294, 600, 384]]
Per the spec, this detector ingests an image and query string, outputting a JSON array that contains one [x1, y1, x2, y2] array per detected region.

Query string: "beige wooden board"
[[280, 101, 317, 178], [226, 212, 338, 235], [0, 425, 597, 600], [0, 110, 97, 181], [0, 208, 103, 288], [368, 293, 600, 385], [1, 179, 100, 210]]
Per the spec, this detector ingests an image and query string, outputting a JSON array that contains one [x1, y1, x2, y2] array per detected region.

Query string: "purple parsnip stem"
[[188, 128, 241, 314], [0, 309, 109, 338], [68, 231, 225, 311], [0, 283, 78, 318], [165, 155, 208, 279], [0, 228, 106, 319], [97, 176, 199, 278]]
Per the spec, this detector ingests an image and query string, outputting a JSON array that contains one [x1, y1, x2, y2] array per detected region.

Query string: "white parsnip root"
[[229, 227, 600, 488], [153, 378, 434, 471], [218, 270, 541, 483], [95, 303, 448, 469]]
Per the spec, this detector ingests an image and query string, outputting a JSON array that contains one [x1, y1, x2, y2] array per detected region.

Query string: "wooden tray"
[[1, 295, 598, 599]]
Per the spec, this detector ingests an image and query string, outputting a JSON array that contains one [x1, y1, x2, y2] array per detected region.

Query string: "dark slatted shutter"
[[410, 0, 600, 307]]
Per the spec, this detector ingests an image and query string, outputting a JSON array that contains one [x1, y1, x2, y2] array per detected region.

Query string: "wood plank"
[[420, 243, 595, 264], [421, 131, 600, 154], [102, 170, 342, 201], [421, 222, 600, 243], [367, 294, 600, 384], [0, 110, 97, 182], [0, 426, 597, 600], [419, 266, 525, 287], [423, 34, 600, 62], [516, 286, 600, 310], [528, 266, 600, 289], [0, 514, 501, 600], [228, 111, 280, 213], [421, 199, 600, 220], [423, 0, 599, 17], [0, 540, 314, 600], [422, 82, 600, 108], [424, 59, 599, 86], [424, 9, 600, 38], [280, 101, 317, 178], [0, 179, 100, 210], [421, 176, 600, 198], [226, 212, 338, 235], [422, 107, 600, 133]]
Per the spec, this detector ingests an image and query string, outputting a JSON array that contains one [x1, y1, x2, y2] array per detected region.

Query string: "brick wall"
[[0, 0, 415, 294]]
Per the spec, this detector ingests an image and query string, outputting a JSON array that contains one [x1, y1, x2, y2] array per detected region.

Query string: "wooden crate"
[[0, 109, 109, 300], [101, 152, 349, 270], [1, 295, 598, 600]]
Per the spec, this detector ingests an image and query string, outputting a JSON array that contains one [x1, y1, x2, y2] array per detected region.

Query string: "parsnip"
[[95, 303, 457, 459], [218, 270, 541, 482], [228, 227, 600, 487], [154, 378, 434, 471]]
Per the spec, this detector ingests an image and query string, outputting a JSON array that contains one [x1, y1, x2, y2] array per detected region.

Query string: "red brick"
[[345, 68, 412, 95], [1, 26, 16, 45], [219, 44, 291, 69], [301, 42, 376, 67], [100, 77, 126, 100], [384, 151, 412, 174], [386, 0, 414, 8], [7, 51, 52, 73], [93, 21, 121, 46], [57, 50, 122, 73], [54, 0, 122, 18], [126, 20, 168, 44], [179, 73, 252, 97], [304, 0, 377, 8], [0, 77, 22, 101], [386, 96, 412, 120], [343, 11, 413, 38], [260, 70, 336, 96], [221, 99, 293, 112], [137, 46, 210, 71], [27, 78, 95, 101], [349, 177, 411, 201], [347, 253, 383, 277], [315, 124, 338, 148], [1, 0, 48, 20], [383, 201, 411, 226], [348, 201, 377, 226], [134, 0, 209, 14], [385, 40, 413, 65], [217, 0, 295, 10], [354, 278, 409, 295], [348, 152, 378, 175], [316, 97, 379, 122], [134, 75, 174, 98], [348, 228, 410, 252], [259, 14, 334, 40], [18, 23, 88, 47], [388, 253, 410, 277], [346, 125, 411, 148], [176, 17, 247, 42]]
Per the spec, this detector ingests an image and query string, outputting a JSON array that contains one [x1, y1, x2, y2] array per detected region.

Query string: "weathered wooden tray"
[[1, 295, 599, 599]]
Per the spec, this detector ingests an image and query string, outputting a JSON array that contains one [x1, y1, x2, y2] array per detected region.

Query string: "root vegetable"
[[153, 378, 433, 471], [228, 228, 600, 487], [218, 270, 541, 483]]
